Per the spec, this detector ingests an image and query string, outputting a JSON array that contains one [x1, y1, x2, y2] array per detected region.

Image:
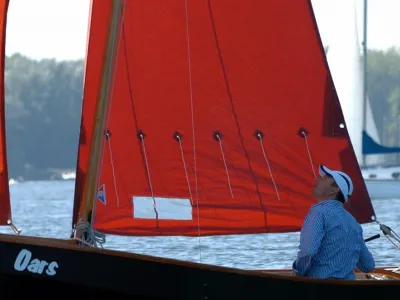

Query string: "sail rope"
[[255, 131, 281, 201], [73, 219, 106, 248], [139, 133, 159, 220], [301, 131, 317, 179], [375, 219, 400, 251], [184, 0, 202, 262], [106, 132, 120, 207], [7, 219, 21, 235], [175, 134, 193, 204], [214, 132, 234, 199]]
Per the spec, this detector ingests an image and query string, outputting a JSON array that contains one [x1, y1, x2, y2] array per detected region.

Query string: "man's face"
[[312, 174, 339, 202]]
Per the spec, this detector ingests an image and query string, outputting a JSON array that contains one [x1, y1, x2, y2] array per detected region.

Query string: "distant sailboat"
[[325, 0, 400, 199]]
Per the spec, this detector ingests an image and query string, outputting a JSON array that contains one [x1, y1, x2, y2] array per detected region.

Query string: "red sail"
[[73, 0, 376, 236], [72, 0, 107, 228], [0, 0, 11, 225]]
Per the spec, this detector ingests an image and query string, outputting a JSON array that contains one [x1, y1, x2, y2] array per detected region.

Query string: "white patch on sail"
[[132, 196, 192, 220]]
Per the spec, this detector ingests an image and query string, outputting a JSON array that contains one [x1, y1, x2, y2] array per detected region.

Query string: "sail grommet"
[[254, 129, 264, 140], [212, 130, 223, 142], [339, 123, 345, 129], [297, 126, 309, 138], [103, 129, 111, 140], [173, 130, 184, 142], [137, 130, 146, 140]]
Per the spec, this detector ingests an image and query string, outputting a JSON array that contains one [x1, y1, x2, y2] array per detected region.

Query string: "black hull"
[[0, 234, 399, 299]]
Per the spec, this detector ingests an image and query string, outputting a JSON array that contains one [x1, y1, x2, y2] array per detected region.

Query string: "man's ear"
[[329, 186, 339, 196]]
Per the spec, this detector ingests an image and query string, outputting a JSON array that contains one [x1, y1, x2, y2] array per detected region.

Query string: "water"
[[1, 180, 399, 270]]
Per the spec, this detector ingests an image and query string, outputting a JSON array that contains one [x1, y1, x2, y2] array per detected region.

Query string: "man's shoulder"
[[306, 202, 326, 218]]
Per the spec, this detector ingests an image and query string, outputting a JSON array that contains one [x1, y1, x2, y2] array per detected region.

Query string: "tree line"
[[4, 49, 400, 180]]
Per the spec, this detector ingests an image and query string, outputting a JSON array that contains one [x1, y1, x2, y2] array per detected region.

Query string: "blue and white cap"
[[319, 164, 353, 202]]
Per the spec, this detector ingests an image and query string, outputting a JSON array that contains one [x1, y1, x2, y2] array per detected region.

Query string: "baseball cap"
[[319, 164, 353, 202]]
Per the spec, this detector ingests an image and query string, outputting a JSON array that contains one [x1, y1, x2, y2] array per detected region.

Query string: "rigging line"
[[258, 136, 281, 201], [376, 220, 400, 251], [74, 219, 106, 248], [107, 136, 120, 207], [140, 134, 159, 221], [384, 235, 400, 251], [302, 132, 317, 179], [215, 134, 234, 199], [185, 0, 202, 263], [6, 220, 20, 235], [176, 135, 193, 203]]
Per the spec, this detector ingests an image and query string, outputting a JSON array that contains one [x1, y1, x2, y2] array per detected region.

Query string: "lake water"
[[0, 180, 399, 270]]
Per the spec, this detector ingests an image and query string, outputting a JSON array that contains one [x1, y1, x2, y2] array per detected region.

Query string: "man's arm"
[[357, 230, 375, 273], [292, 207, 325, 276]]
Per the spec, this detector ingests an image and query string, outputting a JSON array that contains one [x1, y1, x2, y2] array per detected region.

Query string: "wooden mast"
[[75, 0, 125, 241]]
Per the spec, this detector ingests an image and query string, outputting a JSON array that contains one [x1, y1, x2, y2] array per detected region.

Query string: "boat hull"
[[0, 234, 399, 299]]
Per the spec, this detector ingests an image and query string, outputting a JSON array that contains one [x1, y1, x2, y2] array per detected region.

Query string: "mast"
[[361, 0, 368, 166], [75, 0, 124, 241]]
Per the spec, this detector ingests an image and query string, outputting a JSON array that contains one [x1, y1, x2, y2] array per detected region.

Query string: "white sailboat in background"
[[324, 0, 400, 199]]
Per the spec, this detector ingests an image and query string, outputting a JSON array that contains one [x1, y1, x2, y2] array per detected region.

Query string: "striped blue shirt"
[[292, 200, 375, 279]]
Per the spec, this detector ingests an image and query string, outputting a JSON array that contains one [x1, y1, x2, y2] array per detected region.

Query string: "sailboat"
[[1, 0, 400, 298], [324, 0, 400, 199]]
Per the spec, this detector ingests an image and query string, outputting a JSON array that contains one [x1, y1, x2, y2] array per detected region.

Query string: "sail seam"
[[207, 0, 268, 230]]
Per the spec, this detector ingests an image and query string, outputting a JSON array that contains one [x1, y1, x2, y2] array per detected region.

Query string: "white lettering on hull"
[[14, 249, 58, 276]]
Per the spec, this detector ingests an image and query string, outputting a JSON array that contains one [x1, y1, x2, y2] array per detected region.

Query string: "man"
[[292, 164, 375, 279]]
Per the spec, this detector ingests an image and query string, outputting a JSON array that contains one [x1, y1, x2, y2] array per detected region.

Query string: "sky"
[[4, 0, 400, 61]]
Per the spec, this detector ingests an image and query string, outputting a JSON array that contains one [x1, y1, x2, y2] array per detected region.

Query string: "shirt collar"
[[311, 199, 343, 209]]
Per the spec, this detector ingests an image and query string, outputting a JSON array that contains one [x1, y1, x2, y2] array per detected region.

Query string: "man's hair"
[[327, 174, 346, 203]]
